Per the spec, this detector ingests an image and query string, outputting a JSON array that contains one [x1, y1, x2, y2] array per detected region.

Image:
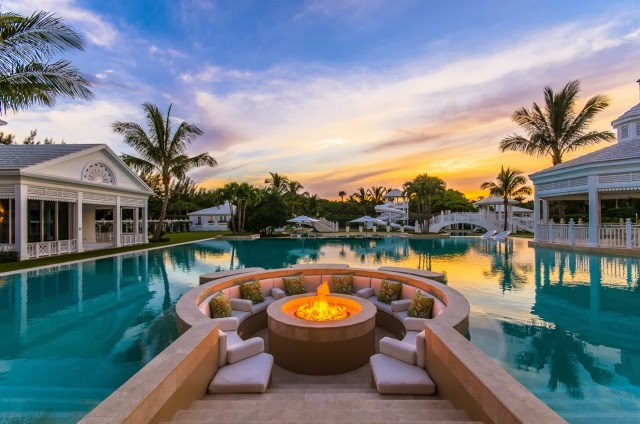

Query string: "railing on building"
[[536, 218, 640, 249], [427, 211, 534, 233], [27, 239, 78, 258]]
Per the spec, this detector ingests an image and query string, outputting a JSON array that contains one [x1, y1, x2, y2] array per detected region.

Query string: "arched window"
[[82, 162, 116, 185]]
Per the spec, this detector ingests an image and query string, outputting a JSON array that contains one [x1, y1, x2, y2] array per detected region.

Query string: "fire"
[[295, 282, 350, 321]]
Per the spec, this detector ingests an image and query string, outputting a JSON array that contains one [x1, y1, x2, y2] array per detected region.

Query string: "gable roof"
[[612, 103, 640, 125], [188, 202, 233, 216], [530, 140, 640, 177], [0, 144, 98, 170]]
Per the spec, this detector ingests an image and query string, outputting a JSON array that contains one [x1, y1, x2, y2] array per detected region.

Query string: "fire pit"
[[267, 282, 376, 375]]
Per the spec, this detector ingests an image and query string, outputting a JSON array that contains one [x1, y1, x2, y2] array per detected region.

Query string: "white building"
[[188, 203, 233, 231], [0, 144, 153, 260], [530, 81, 640, 249]]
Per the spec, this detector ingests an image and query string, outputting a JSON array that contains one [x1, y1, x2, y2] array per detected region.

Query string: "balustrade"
[[27, 240, 78, 258]]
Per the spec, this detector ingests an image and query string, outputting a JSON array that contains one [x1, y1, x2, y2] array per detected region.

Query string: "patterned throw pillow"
[[239, 280, 265, 304], [407, 291, 435, 319], [377, 280, 402, 304], [209, 291, 232, 318], [331, 275, 353, 294], [283, 275, 307, 295]]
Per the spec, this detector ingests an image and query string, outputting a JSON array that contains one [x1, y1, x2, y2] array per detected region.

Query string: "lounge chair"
[[493, 230, 511, 240], [480, 229, 497, 239]]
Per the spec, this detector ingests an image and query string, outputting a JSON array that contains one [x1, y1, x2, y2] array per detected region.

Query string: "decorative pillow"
[[331, 275, 353, 294], [407, 291, 435, 319], [283, 275, 307, 295], [209, 292, 232, 318], [239, 280, 265, 304], [377, 280, 402, 304]]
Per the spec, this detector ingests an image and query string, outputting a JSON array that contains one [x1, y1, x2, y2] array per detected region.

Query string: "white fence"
[[537, 219, 640, 249], [27, 239, 78, 258]]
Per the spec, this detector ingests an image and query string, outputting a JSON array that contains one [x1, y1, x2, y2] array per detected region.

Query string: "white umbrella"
[[350, 216, 386, 225], [287, 215, 319, 225]]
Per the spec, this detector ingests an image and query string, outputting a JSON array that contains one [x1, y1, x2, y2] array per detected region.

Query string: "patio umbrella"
[[287, 215, 319, 225], [350, 216, 387, 225]]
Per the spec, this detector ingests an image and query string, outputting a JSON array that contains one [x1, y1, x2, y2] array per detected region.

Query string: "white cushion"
[[370, 354, 436, 395], [404, 317, 427, 332], [230, 298, 253, 312], [356, 287, 374, 299], [209, 353, 274, 394], [230, 309, 251, 323], [271, 287, 286, 300], [251, 296, 276, 314], [400, 284, 417, 300], [391, 299, 411, 312], [402, 331, 420, 346], [379, 337, 416, 365], [225, 285, 241, 299], [272, 277, 284, 291], [259, 279, 274, 297], [366, 296, 392, 314], [218, 330, 227, 367], [212, 317, 238, 331], [353, 276, 371, 292], [393, 310, 408, 322], [433, 299, 447, 317], [227, 337, 265, 364], [370, 278, 383, 295], [416, 330, 426, 369], [197, 293, 216, 317], [226, 330, 243, 346], [303, 275, 321, 293]]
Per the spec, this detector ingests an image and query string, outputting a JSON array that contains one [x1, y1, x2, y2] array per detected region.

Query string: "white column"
[[143, 199, 149, 243], [133, 206, 139, 238], [541, 199, 549, 223], [75, 192, 84, 252], [114, 196, 122, 247], [588, 175, 600, 247], [14, 184, 28, 260], [533, 194, 540, 241]]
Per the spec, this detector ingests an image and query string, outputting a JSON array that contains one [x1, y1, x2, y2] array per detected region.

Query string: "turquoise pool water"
[[1, 237, 639, 423]]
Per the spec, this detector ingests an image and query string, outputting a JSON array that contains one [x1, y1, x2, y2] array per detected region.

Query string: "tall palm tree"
[[338, 190, 347, 202], [403, 174, 446, 231], [367, 186, 387, 205], [0, 11, 93, 114], [481, 166, 532, 231], [264, 172, 289, 195], [500, 80, 614, 166], [352, 187, 369, 214], [113, 102, 216, 241]]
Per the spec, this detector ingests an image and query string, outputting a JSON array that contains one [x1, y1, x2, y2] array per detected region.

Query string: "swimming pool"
[[1, 237, 638, 423]]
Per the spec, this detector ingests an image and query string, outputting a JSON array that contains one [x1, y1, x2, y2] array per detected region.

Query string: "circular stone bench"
[[175, 266, 470, 394]]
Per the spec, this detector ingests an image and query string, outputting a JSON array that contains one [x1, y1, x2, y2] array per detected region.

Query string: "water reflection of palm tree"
[[483, 241, 531, 293], [503, 322, 613, 399]]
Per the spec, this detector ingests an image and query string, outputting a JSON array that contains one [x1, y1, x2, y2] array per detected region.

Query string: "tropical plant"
[[403, 174, 446, 231], [113, 102, 216, 241], [367, 186, 387, 205], [264, 172, 289, 195], [500, 80, 614, 166], [351, 187, 368, 213], [0, 11, 93, 114], [481, 166, 532, 231], [338, 190, 347, 202], [245, 191, 288, 236]]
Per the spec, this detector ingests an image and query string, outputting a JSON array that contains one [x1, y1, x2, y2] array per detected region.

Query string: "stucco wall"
[[82, 204, 97, 243]]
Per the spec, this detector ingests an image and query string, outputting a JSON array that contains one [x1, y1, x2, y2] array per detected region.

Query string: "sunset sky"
[[4, 0, 640, 199]]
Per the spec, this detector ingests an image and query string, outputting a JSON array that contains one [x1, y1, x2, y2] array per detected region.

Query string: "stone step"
[[170, 421, 483, 424], [172, 408, 471, 422], [190, 399, 455, 410], [267, 387, 378, 393], [204, 392, 437, 400]]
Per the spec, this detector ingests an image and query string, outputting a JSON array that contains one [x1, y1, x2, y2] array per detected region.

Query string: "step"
[[172, 408, 471, 422], [170, 421, 483, 424], [190, 399, 455, 410], [204, 392, 438, 400], [267, 387, 378, 393]]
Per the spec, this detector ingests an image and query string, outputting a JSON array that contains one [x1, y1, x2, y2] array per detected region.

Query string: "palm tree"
[[264, 172, 289, 195], [338, 190, 347, 202], [352, 187, 369, 213], [403, 174, 446, 231], [367, 186, 387, 205], [0, 11, 93, 114], [113, 102, 216, 241], [500, 80, 614, 166], [481, 166, 532, 231]]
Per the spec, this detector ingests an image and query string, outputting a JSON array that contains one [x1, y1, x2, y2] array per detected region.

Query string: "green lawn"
[[0, 231, 233, 274], [509, 232, 534, 238]]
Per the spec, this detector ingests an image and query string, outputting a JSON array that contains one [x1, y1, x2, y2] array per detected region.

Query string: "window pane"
[[43, 201, 55, 241], [28, 200, 41, 243], [122, 208, 134, 233], [58, 202, 70, 241], [0, 199, 9, 244]]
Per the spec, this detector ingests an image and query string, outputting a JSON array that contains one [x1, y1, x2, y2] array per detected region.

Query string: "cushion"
[[227, 338, 265, 364], [226, 330, 243, 346], [392, 310, 409, 322], [356, 287, 374, 299], [370, 278, 383, 295], [370, 354, 436, 395], [379, 337, 417, 365], [416, 330, 426, 369], [251, 296, 276, 314], [377, 280, 402, 304], [218, 330, 228, 367], [283, 275, 307, 295], [391, 298, 411, 312], [224, 285, 241, 299], [210, 291, 232, 318], [239, 281, 265, 304], [211, 317, 238, 331], [353, 276, 371, 292], [331, 274, 353, 294], [366, 296, 392, 314], [407, 291, 435, 319], [230, 298, 253, 312], [209, 353, 274, 394], [230, 309, 251, 323], [404, 317, 428, 332], [400, 284, 417, 300], [271, 287, 286, 300], [303, 275, 322, 293]]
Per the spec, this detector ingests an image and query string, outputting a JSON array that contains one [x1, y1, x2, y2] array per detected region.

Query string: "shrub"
[[0, 250, 19, 263]]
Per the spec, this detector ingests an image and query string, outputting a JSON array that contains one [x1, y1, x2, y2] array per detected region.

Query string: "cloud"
[[294, 0, 390, 22], [4, 0, 118, 47]]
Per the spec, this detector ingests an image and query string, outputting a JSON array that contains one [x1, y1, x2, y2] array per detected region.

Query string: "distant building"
[[188, 203, 233, 231]]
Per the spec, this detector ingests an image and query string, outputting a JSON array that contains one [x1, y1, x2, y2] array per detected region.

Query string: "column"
[[142, 199, 149, 243], [14, 184, 28, 260], [133, 206, 139, 243], [113, 196, 122, 247], [587, 175, 600, 247], [541, 199, 549, 223], [75, 192, 84, 252], [533, 193, 540, 241]]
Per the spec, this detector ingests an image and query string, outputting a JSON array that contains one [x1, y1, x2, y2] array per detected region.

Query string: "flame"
[[295, 281, 350, 321]]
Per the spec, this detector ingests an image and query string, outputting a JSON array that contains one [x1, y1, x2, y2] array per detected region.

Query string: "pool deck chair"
[[480, 230, 497, 239], [493, 230, 511, 240]]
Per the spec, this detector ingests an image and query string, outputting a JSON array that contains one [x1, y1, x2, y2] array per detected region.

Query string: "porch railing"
[[27, 239, 78, 258], [536, 219, 640, 249], [0, 244, 15, 252]]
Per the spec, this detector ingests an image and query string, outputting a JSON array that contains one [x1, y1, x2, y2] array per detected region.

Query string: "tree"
[[338, 191, 346, 202], [352, 187, 368, 213], [0, 132, 15, 145], [264, 172, 289, 195], [432, 189, 477, 213], [0, 11, 93, 114], [113, 102, 216, 241], [500, 80, 614, 166], [403, 174, 446, 231], [244, 192, 288, 236], [367, 186, 387, 205], [481, 166, 532, 231]]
